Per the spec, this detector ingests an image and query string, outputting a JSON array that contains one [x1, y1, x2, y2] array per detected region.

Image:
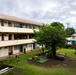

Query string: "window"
[[33, 26, 35, 29], [14, 23, 20, 28], [8, 22, 12, 27], [29, 44, 32, 47], [29, 25, 32, 29], [2, 34, 4, 41], [4, 20, 7, 23], [1, 20, 4, 26], [14, 45, 20, 50]]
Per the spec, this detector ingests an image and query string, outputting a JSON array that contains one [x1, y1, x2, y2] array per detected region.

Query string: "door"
[[1, 48, 4, 57]]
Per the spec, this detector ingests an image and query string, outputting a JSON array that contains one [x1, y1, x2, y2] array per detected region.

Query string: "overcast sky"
[[0, 0, 76, 29]]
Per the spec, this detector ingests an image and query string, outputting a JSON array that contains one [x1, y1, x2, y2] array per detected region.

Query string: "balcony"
[[0, 26, 34, 33], [0, 39, 35, 47]]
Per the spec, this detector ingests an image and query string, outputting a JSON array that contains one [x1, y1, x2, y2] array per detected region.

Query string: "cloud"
[[72, 2, 76, 5], [70, 11, 76, 15], [0, 0, 76, 29]]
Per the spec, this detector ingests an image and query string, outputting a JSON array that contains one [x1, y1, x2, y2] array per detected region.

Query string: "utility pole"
[[67, 23, 69, 28]]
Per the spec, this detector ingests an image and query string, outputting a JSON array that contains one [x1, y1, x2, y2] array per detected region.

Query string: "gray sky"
[[0, 0, 76, 29]]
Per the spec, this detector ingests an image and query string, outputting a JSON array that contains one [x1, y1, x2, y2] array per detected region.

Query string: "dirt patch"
[[28, 56, 76, 68]]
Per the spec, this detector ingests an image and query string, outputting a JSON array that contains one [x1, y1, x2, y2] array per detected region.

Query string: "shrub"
[[35, 52, 41, 56]]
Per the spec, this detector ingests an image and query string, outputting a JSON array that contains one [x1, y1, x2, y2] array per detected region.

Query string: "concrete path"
[[0, 52, 23, 61]]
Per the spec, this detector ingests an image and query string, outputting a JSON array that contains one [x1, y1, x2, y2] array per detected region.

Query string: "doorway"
[[9, 34, 12, 40], [8, 46, 13, 55], [20, 45, 23, 52], [33, 43, 36, 49]]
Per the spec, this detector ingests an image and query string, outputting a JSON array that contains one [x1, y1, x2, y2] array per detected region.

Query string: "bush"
[[0, 61, 13, 70], [0, 61, 7, 69], [64, 44, 74, 49]]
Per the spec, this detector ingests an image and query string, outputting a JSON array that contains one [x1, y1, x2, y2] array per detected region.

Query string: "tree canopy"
[[34, 22, 66, 58], [65, 27, 75, 37]]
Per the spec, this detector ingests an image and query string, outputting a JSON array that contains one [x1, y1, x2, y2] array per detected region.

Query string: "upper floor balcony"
[[0, 26, 38, 33], [0, 39, 35, 47]]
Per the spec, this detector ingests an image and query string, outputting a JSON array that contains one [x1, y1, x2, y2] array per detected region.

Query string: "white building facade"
[[0, 14, 43, 57]]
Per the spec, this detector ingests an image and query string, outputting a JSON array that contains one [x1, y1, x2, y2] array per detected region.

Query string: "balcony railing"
[[0, 39, 35, 47], [0, 26, 34, 33]]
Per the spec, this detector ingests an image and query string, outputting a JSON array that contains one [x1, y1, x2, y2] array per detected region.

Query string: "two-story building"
[[0, 14, 43, 57]]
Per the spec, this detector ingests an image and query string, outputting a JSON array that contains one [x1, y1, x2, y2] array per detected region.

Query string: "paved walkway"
[[0, 52, 23, 61], [0, 56, 9, 61]]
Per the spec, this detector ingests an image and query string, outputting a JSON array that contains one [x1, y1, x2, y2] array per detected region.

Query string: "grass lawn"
[[1, 48, 76, 75], [57, 48, 76, 59]]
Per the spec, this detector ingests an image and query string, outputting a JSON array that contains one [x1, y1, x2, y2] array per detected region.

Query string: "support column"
[[27, 34, 29, 39], [0, 20, 1, 26], [12, 34, 14, 40]]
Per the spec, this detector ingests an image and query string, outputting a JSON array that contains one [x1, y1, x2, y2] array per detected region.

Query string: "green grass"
[[2, 49, 76, 75], [57, 48, 76, 59]]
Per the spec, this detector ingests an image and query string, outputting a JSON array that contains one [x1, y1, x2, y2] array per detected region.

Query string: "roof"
[[72, 34, 76, 36], [0, 14, 43, 26]]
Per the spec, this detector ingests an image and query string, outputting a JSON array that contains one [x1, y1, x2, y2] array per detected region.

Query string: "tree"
[[51, 22, 64, 29], [34, 26, 45, 53], [34, 22, 66, 58], [65, 27, 75, 37]]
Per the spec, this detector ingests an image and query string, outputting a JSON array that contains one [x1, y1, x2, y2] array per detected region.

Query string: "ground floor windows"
[[0, 43, 41, 57], [14, 45, 20, 50], [29, 44, 32, 47]]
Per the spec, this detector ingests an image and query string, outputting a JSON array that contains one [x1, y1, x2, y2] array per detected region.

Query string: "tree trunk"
[[51, 44, 56, 58], [42, 44, 44, 53]]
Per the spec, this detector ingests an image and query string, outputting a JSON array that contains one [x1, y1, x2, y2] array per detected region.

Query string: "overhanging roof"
[[0, 14, 43, 26]]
